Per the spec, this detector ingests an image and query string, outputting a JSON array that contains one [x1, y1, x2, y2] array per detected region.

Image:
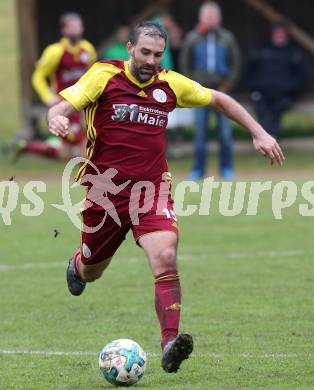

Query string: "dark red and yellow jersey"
[[60, 60, 212, 184], [32, 37, 96, 104]]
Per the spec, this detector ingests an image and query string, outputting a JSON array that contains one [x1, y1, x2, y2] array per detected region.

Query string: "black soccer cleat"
[[161, 332, 193, 373], [66, 258, 86, 296]]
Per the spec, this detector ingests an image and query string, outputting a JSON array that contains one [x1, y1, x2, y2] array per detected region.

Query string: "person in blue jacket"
[[180, 1, 241, 179]]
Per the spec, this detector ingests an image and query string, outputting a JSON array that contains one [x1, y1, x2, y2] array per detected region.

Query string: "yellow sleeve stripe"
[[76, 101, 98, 181]]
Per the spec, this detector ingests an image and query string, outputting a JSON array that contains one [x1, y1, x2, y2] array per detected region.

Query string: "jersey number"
[[163, 208, 177, 221]]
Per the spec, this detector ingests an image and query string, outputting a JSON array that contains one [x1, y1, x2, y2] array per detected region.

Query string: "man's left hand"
[[253, 131, 285, 165]]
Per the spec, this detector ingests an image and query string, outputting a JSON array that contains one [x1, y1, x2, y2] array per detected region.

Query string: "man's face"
[[127, 34, 165, 83], [62, 18, 84, 43], [271, 27, 289, 47], [199, 6, 221, 31]]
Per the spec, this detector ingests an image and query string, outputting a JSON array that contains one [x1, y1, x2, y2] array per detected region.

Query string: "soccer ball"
[[99, 339, 147, 386]]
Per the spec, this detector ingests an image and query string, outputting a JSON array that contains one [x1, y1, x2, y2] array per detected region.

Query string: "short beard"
[[129, 57, 155, 83], [67, 35, 81, 45]]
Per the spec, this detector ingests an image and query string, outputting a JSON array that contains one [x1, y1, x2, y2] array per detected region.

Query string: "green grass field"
[[1, 0, 314, 388], [1, 171, 314, 389]]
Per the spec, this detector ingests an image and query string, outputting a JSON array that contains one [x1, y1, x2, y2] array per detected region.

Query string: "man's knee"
[[159, 246, 177, 270]]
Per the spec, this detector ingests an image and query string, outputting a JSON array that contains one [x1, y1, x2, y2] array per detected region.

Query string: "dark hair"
[[59, 12, 82, 29], [129, 21, 167, 46]]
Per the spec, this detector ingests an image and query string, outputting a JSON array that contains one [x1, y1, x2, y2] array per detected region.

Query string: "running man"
[[20, 12, 96, 160], [47, 22, 284, 373]]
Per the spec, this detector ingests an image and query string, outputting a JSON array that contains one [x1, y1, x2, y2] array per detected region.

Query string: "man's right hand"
[[48, 115, 70, 137], [47, 95, 62, 107]]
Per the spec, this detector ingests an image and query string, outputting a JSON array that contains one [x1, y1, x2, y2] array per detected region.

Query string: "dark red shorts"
[[80, 187, 178, 265], [64, 112, 85, 145]]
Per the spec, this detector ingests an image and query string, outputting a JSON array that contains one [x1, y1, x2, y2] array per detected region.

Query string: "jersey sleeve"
[[60, 62, 122, 111], [32, 44, 63, 104], [159, 70, 212, 108]]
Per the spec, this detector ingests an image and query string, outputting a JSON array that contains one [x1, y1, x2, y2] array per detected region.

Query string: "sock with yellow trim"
[[155, 270, 181, 350]]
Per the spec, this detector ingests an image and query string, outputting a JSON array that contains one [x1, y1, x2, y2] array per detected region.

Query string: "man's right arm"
[[47, 100, 76, 137], [47, 62, 118, 137]]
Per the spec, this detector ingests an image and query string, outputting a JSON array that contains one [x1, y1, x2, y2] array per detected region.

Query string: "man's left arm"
[[164, 70, 283, 165], [210, 90, 285, 165]]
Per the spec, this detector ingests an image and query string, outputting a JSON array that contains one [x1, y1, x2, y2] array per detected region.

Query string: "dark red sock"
[[155, 270, 181, 350], [24, 142, 59, 158]]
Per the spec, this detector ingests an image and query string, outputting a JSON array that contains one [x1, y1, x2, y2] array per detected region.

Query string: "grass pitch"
[[1, 166, 314, 389]]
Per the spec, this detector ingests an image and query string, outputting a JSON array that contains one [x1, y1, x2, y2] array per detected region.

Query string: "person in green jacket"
[[101, 25, 130, 60], [150, 15, 174, 69]]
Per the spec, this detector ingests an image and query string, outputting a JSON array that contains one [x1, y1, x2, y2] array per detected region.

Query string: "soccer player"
[[19, 12, 96, 160], [47, 22, 284, 373]]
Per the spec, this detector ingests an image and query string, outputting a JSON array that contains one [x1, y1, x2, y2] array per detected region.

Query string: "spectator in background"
[[100, 25, 130, 61], [134, 3, 183, 71], [161, 12, 183, 71], [15, 12, 96, 160], [150, 14, 174, 69], [180, 1, 241, 179], [150, 12, 183, 71], [245, 22, 306, 138]]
